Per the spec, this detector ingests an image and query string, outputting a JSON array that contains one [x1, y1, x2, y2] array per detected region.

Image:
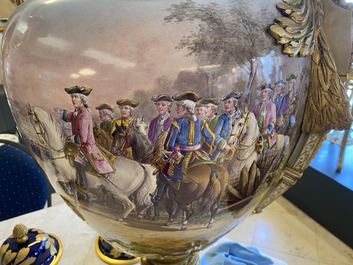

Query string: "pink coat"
[[64, 110, 114, 174], [252, 101, 277, 130]]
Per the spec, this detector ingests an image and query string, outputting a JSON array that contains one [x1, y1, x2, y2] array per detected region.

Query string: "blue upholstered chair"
[[0, 140, 49, 221]]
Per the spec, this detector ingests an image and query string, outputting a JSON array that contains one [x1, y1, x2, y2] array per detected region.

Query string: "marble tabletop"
[[0, 204, 116, 265], [0, 203, 287, 265]]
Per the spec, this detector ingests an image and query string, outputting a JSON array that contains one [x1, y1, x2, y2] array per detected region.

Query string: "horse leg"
[[164, 198, 175, 226], [180, 205, 193, 231], [111, 191, 135, 221], [180, 210, 188, 231], [207, 204, 218, 228]]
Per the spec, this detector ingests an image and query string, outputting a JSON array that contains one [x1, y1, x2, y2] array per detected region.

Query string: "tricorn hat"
[[172, 91, 201, 102], [151, 94, 173, 102], [286, 73, 297, 81], [258, 83, 273, 92], [199, 97, 219, 106], [221, 91, 242, 101], [275, 80, 286, 86], [64, 85, 92, 96], [95, 104, 114, 111], [116, 99, 139, 108]]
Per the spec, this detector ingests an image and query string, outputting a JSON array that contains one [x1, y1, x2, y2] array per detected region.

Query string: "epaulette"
[[171, 120, 180, 132]]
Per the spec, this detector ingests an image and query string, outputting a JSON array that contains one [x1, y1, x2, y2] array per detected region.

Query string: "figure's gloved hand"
[[200, 238, 287, 265]]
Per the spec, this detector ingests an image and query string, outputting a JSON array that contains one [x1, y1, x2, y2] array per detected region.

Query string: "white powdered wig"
[[181, 99, 197, 121], [100, 108, 113, 119]]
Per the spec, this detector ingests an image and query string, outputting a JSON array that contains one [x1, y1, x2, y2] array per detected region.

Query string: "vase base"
[[95, 236, 140, 265], [141, 254, 199, 265]]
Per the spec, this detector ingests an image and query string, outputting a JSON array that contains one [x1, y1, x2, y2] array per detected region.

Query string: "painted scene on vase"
[[4, 0, 311, 234]]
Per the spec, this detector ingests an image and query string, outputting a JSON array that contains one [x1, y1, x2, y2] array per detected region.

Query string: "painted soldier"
[[214, 91, 242, 143], [96, 103, 114, 134], [285, 73, 298, 131], [148, 94, 173, 145], [252, 84, 277, 150], [195, 101, 206, 119], [111, 99, 138, 159], [54, 85, 114, 188], [151, 91, 219, 203], [94, 103, 114, 151], [200, 97, 219, 131], [252, 84, 276, 134], [210, 91, 242, 161], [273, 80, 289, 130]]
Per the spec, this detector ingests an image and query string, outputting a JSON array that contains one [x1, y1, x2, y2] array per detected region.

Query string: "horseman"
[[94, 103, 114, 151], [200, 97, 219, 131], [252, 84, 277, 152], [54, 85, 114, 188], [273, 80, 288, 131], [211, 91, 242, 161], [151, 91, 220, 204], [111, 99, 138, 159], [148, 94, 173, 145], [96, 103, 114, 134], [284, 73, 298, 134]]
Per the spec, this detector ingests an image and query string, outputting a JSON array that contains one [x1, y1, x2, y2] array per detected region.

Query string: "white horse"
[[226, 111, 260, 199], [29, 106, 156, 220]]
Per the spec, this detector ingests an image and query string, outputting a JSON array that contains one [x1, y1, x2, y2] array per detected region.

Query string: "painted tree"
[[164, 0, 272, 101]]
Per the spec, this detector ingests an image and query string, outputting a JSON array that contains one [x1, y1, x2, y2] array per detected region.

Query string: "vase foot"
[[141, 253, 199, 265], [95, 236, 140, 265]]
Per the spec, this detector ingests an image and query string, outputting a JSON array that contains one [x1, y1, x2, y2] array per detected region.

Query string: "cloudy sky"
[[3, 0, 289, 112]]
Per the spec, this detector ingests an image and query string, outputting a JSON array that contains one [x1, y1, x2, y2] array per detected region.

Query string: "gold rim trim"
[[95, 236, 140, 265], [49, 233, 63, 265]]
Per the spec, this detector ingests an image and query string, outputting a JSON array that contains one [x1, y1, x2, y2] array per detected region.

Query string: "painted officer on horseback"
[[94, 103, 114, 151], [151, 91, 222, 204], [252, 84, 277, 152], [200, 97, 219, 132], [111, 99, 139, 159], [148, 94, 173, 145], [210, 91, 242, 161], [54, 85, 115, 188]]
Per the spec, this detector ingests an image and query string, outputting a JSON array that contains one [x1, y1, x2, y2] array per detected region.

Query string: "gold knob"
[[12, 224, 28, 244]]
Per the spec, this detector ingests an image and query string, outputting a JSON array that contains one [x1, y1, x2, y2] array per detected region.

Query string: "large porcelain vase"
[[1, 0, 352, 264]]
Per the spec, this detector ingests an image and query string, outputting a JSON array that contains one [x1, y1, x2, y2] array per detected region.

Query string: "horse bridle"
[[28, 107, 65, 160]]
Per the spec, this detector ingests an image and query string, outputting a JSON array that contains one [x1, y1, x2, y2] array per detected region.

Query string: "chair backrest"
[[0, 140, 49, 221]]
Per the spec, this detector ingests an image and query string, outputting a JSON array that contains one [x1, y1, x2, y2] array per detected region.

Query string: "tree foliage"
[[164, 0, 272, 67]]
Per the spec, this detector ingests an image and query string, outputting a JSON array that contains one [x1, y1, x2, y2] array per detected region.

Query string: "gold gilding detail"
[[13, 247, 30, 265], [13, 224, 28, 244], [270, 0, 352, 133], [188, 120, 194, 145]]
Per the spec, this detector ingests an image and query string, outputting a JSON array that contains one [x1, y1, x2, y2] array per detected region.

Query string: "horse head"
[[228, 114, 247, 147], [133, 116, 148, 136], [28, 106, 76, 182]]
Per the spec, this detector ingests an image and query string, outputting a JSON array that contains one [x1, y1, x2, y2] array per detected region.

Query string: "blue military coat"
[[163, 116, 215, 180], [213, 112, 241, 143]]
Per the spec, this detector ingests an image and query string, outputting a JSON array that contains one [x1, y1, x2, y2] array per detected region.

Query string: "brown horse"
[[149, 132, 229, 230]]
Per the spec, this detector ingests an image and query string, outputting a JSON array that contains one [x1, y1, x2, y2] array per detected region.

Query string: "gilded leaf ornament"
[[13, 248, 30, 265], [270, 0, 352, 133]]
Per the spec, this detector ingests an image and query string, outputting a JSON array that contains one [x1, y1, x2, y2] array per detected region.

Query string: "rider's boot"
[[151, 180, 168, 205]]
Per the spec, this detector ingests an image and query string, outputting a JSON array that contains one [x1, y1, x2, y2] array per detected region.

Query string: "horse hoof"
[[206, 223, 213, 229], [117, 218, 124, 222], [180, 225, 187, 231], [137, 214, 143, 219]]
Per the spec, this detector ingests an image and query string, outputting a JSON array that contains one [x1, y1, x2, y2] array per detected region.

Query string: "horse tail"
[[135, 164, 156, 211], [199, 171, 221, 214]]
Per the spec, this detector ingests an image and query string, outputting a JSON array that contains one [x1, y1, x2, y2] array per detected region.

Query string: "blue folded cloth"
[[200, 238, 287, 265]]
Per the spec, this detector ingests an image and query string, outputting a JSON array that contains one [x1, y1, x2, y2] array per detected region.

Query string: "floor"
[[51, 194, 353, 265], [310, 129, 353, 192]]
